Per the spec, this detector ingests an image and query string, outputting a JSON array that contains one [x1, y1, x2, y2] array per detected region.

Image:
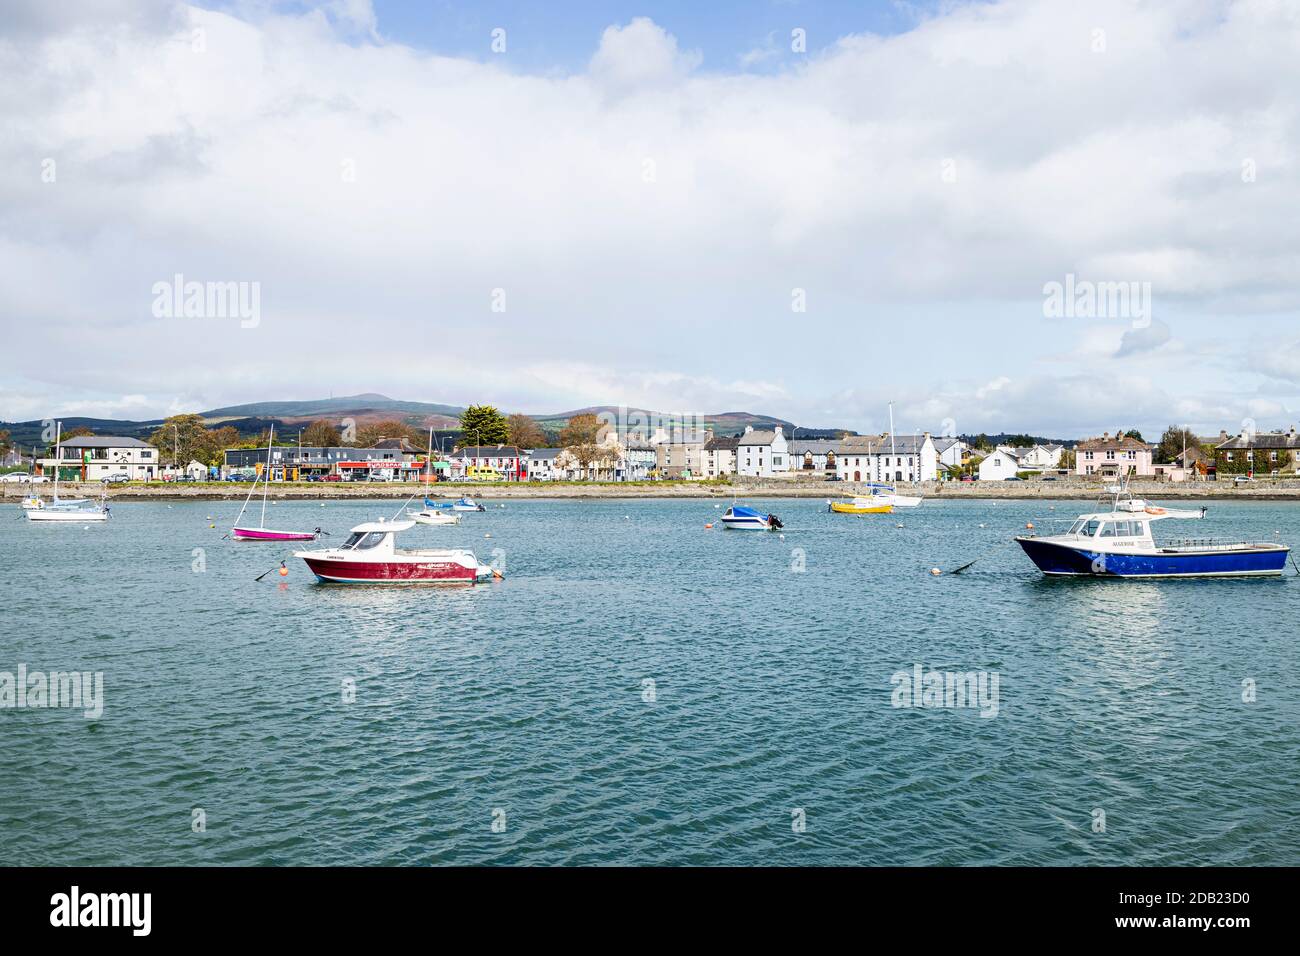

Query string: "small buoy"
[[1026, 522, 1034, 529], [209, 523, 215, 529], [713, 504, 720, 508], [705, 523, 713, 529], [896, 523, 904, 529], [485, 533, 491, 538], [979, 523, 986, 528], [779, 533, 785, 540], [930, 568, 942, 576], [278, 566, 288, 577]]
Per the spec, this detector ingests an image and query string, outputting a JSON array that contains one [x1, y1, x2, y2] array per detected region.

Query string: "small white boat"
[[720, 505, 783, 531], [21, 496, 45, 510], [450, 497, 486, 512], [408, 509, 460, 526]]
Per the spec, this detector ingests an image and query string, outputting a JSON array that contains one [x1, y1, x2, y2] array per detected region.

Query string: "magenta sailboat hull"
[[232, 527, 319, 541]]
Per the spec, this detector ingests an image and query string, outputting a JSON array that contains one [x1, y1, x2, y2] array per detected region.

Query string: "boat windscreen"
[[343, 531, 388, 550]]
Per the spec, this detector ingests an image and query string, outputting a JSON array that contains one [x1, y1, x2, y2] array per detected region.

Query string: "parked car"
[[323, 473, 342, 482], [1041, 476, 1057, 481], [305, 474, 324, 482], [959, 475, 974, 482], [1232, 475, 1254, 484], [825, 475, 842, 482], [0, 472, 33, 483], [104, 472, 131, 482]]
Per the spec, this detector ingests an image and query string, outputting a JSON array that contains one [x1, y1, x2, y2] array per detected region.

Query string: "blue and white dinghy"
[[720, 505, 783, 531]]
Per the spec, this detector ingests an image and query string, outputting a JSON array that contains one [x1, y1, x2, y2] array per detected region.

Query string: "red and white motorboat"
[[294, 519, 499, 584]]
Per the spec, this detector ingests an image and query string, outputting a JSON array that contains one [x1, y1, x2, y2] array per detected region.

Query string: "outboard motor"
[[768, 514, 783, 529]]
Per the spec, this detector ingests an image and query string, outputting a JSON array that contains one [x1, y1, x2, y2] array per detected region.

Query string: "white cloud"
[[1, 1, 1299, 435]]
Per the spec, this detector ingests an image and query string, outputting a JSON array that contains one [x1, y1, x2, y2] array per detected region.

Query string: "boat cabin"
[[337, 519, 413, 555]]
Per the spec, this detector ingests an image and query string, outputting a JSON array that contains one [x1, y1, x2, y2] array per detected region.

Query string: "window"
[[342, 531, 388, 550], [1083, 520, 1101, 536], [1068, 519, 1087, 534], [1099, 522, 1116, 537], [1113, 521, 1131, 536]]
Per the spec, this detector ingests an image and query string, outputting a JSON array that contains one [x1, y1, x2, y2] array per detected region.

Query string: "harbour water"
[[2, 497, 1298, 865]]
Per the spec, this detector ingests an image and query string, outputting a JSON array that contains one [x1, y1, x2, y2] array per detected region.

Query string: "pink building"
[[1075, 431, 1153, 477]]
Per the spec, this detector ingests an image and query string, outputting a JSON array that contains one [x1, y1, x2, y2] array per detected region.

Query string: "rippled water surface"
[[2, 495, 1298, 865]]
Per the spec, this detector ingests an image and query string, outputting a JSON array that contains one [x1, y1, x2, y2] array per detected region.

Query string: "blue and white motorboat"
[[720, 505, 783, 531], [1016, 484, 1290, 578], [424, 497, 485, 512]]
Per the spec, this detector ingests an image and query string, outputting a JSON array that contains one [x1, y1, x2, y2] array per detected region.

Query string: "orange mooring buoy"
[[1026, 522, 1034, 530], [279, 566, 289, 577], [704, 523, 713, 529]]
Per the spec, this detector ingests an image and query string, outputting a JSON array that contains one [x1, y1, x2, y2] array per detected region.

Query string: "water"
[[2, 496, 1298, 865]]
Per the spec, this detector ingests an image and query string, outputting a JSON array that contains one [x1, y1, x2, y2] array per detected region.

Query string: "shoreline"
[[8, 480, 1300, 502]]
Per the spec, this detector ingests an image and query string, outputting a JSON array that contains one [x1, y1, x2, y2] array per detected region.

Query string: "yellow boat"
[[829, 498, 893, 514]]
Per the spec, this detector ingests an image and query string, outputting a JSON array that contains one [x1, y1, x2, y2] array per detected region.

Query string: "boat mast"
[[259, 423, 274, 529], [53, 421, 61, 501]]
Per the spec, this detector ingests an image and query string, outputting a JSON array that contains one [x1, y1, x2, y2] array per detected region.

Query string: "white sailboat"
[[878, 402, 923, 507], [408, 427, 461, 525], [27, 422, 110, 522]]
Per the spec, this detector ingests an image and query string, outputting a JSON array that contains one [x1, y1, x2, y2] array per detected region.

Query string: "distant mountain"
[[201, 394, 465, 427], [2, 395, 823, 446]]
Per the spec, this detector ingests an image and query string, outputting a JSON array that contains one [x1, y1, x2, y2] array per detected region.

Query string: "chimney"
[[1102, 431, 1110, 441], [744, 425, 753, 434], [1220, 430, 1228, 441], [774, 426, 783, 436]]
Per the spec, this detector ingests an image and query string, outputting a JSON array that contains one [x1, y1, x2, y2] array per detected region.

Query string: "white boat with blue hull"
[[1016, 485, 1289, 578], [720, 505, 783, 531]]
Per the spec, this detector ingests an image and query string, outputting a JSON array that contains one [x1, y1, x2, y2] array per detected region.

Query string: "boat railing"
[[1157, 537, 1276, 552]]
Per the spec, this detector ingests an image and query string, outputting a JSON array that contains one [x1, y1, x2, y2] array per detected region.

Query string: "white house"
[[526, 448, 563, 481], [703, 436, 738, 478], [39, 436, 159, 481], [1001, 443, 1063, 471], [736, 426, 790, 478], [977, 447, 1023, 481], [835, 434, 937, 483], [933, 438, 969, 469]]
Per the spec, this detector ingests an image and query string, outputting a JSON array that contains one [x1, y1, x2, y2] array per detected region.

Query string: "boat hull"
[[1016, 537, 1290, 578], [27, 509, 108, 522], [410, 512, 459, 525], [830, 501, 893, 514], [298, 555, 482, 583], [233, 527, 318, 541]]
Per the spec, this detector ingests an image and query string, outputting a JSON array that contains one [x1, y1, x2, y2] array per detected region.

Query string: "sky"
[[2, 0, 1299, 438]]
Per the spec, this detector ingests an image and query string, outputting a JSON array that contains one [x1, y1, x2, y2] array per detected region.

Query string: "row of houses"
[[23, 425, 1300, 484]]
